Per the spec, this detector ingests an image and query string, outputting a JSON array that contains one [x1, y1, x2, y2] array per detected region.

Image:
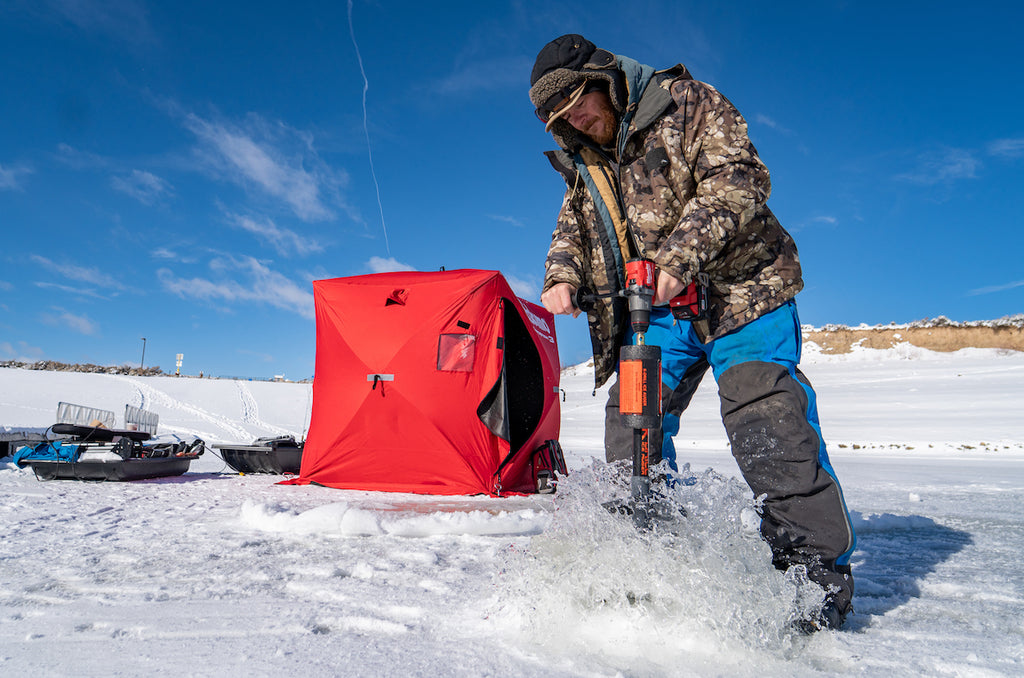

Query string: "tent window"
[[437, 334, 476, 372]]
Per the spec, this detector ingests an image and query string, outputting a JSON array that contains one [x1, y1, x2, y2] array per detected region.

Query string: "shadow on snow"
[[845, 512, 973, 630]]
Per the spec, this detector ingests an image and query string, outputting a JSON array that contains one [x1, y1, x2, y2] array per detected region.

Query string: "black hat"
[[530, 34, 601, 88], [529, 35, 625, 145]]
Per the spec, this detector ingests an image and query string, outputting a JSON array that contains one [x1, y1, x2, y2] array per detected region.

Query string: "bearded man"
[[530, 34, 856, 631]]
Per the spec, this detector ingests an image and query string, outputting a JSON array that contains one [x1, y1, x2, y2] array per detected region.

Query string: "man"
[[530, 34, 856, 631]]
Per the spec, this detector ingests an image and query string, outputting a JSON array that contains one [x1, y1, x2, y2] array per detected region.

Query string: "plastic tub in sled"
[[213, 435, 303, 474]]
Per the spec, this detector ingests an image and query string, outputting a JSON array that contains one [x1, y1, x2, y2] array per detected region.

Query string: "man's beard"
[[583, 107, 617, 146]]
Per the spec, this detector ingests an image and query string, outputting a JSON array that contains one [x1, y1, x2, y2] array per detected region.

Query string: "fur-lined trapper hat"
[[529, 34, 626, 150]]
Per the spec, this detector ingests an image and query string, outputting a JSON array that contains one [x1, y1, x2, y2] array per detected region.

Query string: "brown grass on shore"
[[803, 323, 1024, 354]]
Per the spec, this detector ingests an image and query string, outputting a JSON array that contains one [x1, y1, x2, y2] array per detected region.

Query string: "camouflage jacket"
[[542, 58, 803, 387]]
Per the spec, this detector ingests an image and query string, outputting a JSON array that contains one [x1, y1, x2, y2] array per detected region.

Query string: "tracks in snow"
[[113, 376, 294, 443], [234, 381, 294, 438]]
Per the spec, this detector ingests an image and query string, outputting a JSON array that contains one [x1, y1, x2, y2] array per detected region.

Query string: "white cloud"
[[158, 256, 314, 319], [111, 169, 173, 205], [967, 279, 1024, 296], [895, 147, 979, 184], [988, 138, 1024, 158], [754, 114, 793, 136], [0, 340, 45, 362], [487, 214, 525, 228], [33, 281, 110, 300], [40, 307, 98, 335], [149, 247, 198, 264], [435, 56, 533, 96], [30, 255, 119, 289], [0, 163, 33, 190], [40, 0, 156, 46], [182, 112, 345, 222], [366, 256, 416, 273], [54, 143, 110, 170], [502, 273, 539, 301], [227, 212, 324, 257]]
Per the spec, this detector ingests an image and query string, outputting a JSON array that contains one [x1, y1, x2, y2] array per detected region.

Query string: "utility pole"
[[140, 337, 147, 369]]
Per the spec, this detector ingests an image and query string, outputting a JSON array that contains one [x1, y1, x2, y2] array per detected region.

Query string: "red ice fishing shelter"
[[287, 269, 563, 495]]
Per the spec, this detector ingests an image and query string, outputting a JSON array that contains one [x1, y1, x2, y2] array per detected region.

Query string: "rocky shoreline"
[[0, 360, 164, 376]]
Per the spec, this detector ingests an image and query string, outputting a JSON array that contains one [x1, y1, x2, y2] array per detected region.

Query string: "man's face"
[[562, 90, 617, 146]]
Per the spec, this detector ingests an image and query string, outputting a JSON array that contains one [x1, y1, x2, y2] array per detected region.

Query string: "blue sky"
[[1, 1, 1022, 380]]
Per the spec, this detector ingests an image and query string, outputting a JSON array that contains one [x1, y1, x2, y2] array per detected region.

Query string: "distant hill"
[[803, 315, 1024, 353]]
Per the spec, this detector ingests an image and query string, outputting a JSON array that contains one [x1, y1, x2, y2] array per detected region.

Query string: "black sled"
[[213, 435, 303, 474], [15, 402, 203, 482]]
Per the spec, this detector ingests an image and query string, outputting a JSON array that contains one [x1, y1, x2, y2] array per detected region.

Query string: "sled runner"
[[23, 450, 195, 481], [213, 435, 303, 474]]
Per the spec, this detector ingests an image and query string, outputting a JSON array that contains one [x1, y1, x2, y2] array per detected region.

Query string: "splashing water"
[[347, 0, 390, 254], [485, 461, 829, 673]]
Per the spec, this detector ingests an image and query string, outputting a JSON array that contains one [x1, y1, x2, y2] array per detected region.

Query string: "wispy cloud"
[[0, 340, 45, 362], [40, 307, 98, 335], [38, 0, 156, 46], [111, 169, 173, 205], [158, 256, 314, 319], [967, 279, 1024, 296], [30, 254, 120, 289], [0, 163, 33, 190], [54, 143, 110, 170], [502, 273, 540, 301], [34, 281, 111, 300], [811, 216, 838, 225], [988, 138, 1024, 158], [181, 111, 347, 222], [434, 56, 533, 96], [895, 147, 979, 184], [227, 212, 324, 257], [366, 256, 416, 273], [487, 214, 525, 228], [788, 215, 838, 233], [150, 248, 198, 265], [754, 114, 794, 136]]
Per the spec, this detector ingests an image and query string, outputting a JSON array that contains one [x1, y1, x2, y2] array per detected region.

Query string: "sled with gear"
[[213, 435, 303, 474], [282, 269, 566, 496], [14, 401, 204, 481]]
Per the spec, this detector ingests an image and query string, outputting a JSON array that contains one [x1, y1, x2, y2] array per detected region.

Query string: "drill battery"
[[669, 273, 709, 321]]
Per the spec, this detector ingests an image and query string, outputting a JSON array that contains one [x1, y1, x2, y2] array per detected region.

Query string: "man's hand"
[[654, 270, 684, 306], [541, 282, 582, 318]]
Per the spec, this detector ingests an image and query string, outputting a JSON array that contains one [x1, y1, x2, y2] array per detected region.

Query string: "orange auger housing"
[[284, 270, 563, 496]]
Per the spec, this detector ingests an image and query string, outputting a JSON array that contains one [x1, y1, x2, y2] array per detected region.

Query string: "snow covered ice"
[[2, 343, 1023, 676]]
